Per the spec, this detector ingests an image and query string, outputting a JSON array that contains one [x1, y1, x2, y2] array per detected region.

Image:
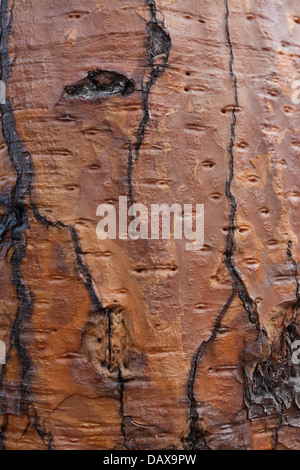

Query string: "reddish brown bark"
[[0, 0, 300, 450]]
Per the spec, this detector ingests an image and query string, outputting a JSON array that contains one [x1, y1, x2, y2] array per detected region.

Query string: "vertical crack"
[[107, 310, 113, 369], [145, 0, 157, 21], [223, 3, 300, 448], [272, 405, 283, 450], [123, 2, 172, 442], [0, 0, 170, 450], [0, 415, 8, 450], [118, 368, 129, 449], [270, 241, 300, 449], [184, 1, 268, 449], [287, 240, 300, 311], [127, 144, 134, 207], [136, 0, 171, 159], [224, 0, 262, 331], [0, 0, 53, 448], [127, 0, 171, 202], [184, 288, 236, 449], [0, 0, 93, 449]]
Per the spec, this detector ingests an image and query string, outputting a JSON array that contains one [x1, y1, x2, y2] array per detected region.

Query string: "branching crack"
[[183, 288, 236, 450], [0, 0, 52, 449]]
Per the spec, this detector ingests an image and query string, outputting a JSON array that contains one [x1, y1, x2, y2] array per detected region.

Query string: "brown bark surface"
[[0, 0, 300, 450]]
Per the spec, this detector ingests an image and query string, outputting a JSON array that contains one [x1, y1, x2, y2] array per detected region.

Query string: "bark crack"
[[183, 288, 236, 449], [0, 0, 52, 448], [287, 240, 300, 311], [183, 1, 268, 449], [127, 0, 171, 202], [32, 205, 105, 312], [118, 368, 129, 449]]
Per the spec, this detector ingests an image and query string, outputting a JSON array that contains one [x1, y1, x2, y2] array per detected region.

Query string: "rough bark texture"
[[0, 0, 300, 450]]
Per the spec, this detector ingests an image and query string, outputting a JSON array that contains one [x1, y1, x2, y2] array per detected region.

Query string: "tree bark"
[[0, 0, 300, 450]]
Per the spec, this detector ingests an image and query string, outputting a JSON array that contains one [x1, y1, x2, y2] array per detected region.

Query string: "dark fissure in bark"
[[184, 288, 236, 450], [184, 0, 267, 449], [127, 0, 171, 203], [63, 69, 135, 101], [0, 0, 52, 448]]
